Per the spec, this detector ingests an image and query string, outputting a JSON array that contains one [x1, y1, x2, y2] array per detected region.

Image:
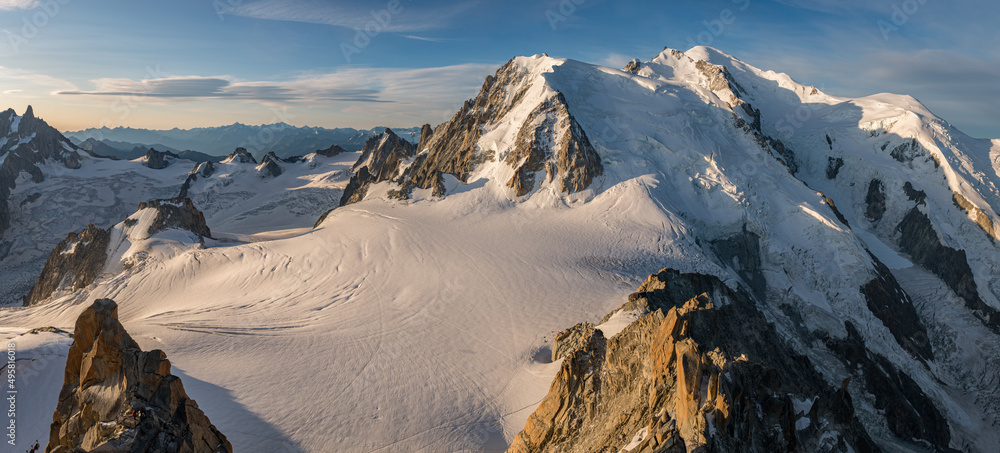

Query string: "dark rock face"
[[865, 179, 886, 222], [623, 58, 641, 74], [135, 197, 212, 240], [314, 144, 347, 158], [223, 147, 257, 164], [509, 269, 880, 453], [903, 182, 926, 205], [24, 224, 111, 305], [503, 93, 603, 197], [709, 226, 766, 299], [257, 152, 284, 178], [339, 129, 416, 206], [143, 148, 178, 169], [888, 139, 937, 167], [827, 157, 844, 179], [825, 322, 950, 447], [861, 252, 933, 360], [897, 207, 1000, 333], [766, 137, 799, 174], [46, 299, 232, 453]]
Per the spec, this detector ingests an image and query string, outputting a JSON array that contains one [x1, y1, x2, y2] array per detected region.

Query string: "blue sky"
[[0, 0, 997, 138]]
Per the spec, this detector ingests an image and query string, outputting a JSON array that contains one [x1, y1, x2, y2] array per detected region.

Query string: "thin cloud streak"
[[226, 0, 479, 33], [55, 63, 498, 110]]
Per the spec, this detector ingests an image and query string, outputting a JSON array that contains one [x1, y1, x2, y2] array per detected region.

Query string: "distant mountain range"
[[76, 138, 224, 162], [66, 123, 421, 160]]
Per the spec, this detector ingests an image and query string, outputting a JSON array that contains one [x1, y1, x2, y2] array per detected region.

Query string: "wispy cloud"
[[0, 65, 77, 92], [225, 0, 479, 33], [59, 76, 385, 102], [0, 0, 38, 11], [599, 53, 630, 69], [402, 35, 447, 43], [771, 0, 877, 14], [56, 63, 498, 113]]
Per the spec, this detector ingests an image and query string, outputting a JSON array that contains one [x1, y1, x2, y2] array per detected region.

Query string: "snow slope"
[[3, 46, 1000, 452]]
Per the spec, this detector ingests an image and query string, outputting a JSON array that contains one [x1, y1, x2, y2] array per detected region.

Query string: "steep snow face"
[[4, 47, 1000, 452]]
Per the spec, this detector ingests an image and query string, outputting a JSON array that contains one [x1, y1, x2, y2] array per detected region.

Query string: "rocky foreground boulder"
[[47, 299, 231, 453], [508, 268, 955, 453]]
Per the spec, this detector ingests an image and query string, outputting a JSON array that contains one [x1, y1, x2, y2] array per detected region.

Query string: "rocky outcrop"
[[865, 179, 886, 222], [416, 124, 434, 152], [826, 157, 844, 179], [132, 197, 212, 240], [952, 191, 997, 240], [509, 269, 881, 453], [339, 128, 415, 206], [143, 149, 178, 169], [314, 144, 347, 158], [24, 224, 111, 305], [902, 182, 926, 205], [221, 147, 256, 164], [896, 207, 1000, 333], [888, 139, 938, 167], [623, 59, 641, 74], [256, 152, 284, 178], [46, 299, 232, 453], [503, 93, 603, 196]]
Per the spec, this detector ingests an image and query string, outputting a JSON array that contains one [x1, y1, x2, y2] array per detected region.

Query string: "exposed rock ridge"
[[143, 148, 179, 169], [24, 224, 112, 305], [509, 269, 882, 453], [46, 299, 232, 453], [952, 191, 998, 240], [256, 151, 284, 178], [688, 56, 800, 174], [221, 147, 256, 164], [504, 93, 604, 196], [133, 197, 212, 240], [399, 59, 534, 197], [338, 128, 416, 206]]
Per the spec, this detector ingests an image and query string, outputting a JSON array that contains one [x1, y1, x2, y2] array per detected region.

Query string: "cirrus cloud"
[[0, 0, 38, 11]]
